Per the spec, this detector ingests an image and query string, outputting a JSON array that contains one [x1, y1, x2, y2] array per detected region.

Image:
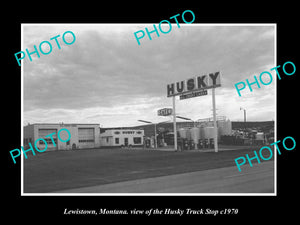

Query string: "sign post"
[[172, 96, 177, 151], [166, 71, 221, 153], [212, 87, 218, 152]]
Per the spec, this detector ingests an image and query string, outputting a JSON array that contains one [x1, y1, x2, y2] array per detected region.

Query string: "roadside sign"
[[179, 90, 208, 100], [167, 71, 221, 97], [157, 108, 173, 116]]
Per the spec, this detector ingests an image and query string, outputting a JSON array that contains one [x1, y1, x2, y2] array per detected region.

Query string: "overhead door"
[[38, 129, 57, 150], [78, 128, 95, 148]]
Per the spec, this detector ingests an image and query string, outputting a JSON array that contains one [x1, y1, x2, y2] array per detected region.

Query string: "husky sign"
[[167, 72, 221, 97], [166, 71, 221, 153]]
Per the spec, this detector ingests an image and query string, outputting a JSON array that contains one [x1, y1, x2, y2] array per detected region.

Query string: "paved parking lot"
[[56, 161, 274, 194], [23, 146, 274, 193]]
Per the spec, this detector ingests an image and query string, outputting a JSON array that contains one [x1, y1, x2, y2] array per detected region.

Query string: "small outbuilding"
[[100, 129, 144, 148]]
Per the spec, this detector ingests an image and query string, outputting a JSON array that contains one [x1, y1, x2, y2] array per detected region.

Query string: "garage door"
[[78, 128, 95, 145], [38, 129, 57, 150]]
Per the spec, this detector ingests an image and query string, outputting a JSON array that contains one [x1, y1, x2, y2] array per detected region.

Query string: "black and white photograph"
[[5, 5, 298, 221], [21, 24, 276, 195]]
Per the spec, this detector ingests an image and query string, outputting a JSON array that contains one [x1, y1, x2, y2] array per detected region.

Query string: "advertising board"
[[167, 72, 221, 97]]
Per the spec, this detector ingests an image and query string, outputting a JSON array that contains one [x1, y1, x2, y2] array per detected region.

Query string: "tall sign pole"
[[167, 71, 221, 152], [154, 123, 157, 149], [172, 96, 177, 151], [212, 87, 218, 152]]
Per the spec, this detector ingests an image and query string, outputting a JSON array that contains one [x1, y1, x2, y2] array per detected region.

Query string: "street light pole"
[[240, 107, 247, 136], [154, 123, 157, 149]]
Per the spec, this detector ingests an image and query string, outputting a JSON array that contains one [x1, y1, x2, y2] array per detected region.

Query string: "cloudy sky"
[[22, 24, 275, 127]]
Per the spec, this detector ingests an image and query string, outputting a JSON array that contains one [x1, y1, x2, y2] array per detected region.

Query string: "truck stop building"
[[23, 123, 101, 150], [100, 129, 144, 148]]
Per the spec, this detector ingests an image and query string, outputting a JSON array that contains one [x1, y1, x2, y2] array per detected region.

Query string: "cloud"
[[23, 24, 275, 126]]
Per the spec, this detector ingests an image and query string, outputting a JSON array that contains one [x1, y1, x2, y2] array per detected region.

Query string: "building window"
[[133, 137, 142, 144], [78, 139, 94, 143], [106, 137, 109, 143], [39, 138, 57, 145], [115, 138, 119, 144]]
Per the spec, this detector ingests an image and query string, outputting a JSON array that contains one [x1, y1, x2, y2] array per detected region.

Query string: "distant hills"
[[231, 121, 274, 129], [102, 121, 274, 137]]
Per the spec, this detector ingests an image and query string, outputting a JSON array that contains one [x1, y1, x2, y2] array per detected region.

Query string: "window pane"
[[133, 137, 141, 144]]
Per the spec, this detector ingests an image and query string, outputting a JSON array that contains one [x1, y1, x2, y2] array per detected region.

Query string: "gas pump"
[[204, 138, 209, 148], [145, 139, 151, 148], [189, 140, 195, 150], [183, 138, 189, 150], [198, 139, 204, 149], [209, 138, 214, 148], [177, 138, 183, 151]]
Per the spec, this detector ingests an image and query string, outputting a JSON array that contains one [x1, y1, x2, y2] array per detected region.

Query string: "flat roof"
[[24, 123, 100, 126], [102, 127, 144, 130]]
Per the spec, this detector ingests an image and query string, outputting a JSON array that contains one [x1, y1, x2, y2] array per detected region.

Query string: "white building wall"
[[24, 123, 101, 151], [100, 129, 144, 147]]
